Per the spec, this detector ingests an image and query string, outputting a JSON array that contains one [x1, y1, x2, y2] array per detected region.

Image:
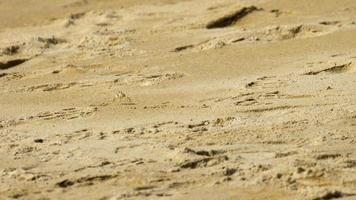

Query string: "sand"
[[1, 0, 356, 199]]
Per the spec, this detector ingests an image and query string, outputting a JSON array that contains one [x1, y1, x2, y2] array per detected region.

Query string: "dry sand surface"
[[1, 0, 356, 199]]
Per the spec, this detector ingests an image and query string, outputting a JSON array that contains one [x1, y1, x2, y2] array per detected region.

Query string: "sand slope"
[[1, 0, 356, 199]]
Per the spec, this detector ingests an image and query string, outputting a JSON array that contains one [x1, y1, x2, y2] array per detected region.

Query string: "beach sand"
[[1, 0, 356, 199]]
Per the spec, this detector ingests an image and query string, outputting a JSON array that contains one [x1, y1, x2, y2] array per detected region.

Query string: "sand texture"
[[1, 0, 356, 199]]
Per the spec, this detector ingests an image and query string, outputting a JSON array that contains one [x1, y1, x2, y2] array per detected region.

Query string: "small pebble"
[[34, 139, 44, 143]]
